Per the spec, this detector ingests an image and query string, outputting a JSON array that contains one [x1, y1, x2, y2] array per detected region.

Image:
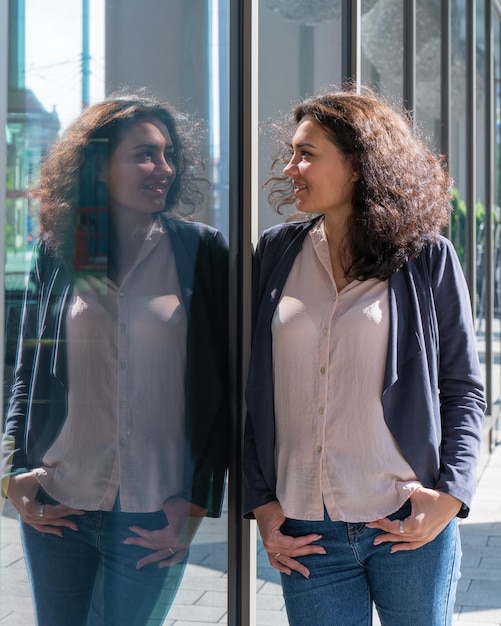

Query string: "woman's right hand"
[[253, 500, 325, 578], [4, 472, 84, 536]]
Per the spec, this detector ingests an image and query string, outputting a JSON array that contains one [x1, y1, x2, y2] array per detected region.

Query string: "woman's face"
[[283, 115, 358, 221], [107, 117, 177, 218]]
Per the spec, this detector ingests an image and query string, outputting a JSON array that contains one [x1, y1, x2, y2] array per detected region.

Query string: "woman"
[[1, 94, 228, 625], [244, 87, 486, 625]]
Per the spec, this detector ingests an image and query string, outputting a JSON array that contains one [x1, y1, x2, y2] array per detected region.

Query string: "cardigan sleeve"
[[2, 243, 45, 479], [427, 237, 486, 513]]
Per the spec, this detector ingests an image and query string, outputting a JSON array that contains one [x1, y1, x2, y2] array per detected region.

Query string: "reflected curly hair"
[[266, 86, 453, 280], [38, 91, 207, 256]]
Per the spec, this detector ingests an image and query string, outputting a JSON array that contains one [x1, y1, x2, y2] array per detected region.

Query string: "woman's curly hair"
[[266, 86, 453, 280], [37, 91, 207, 257]]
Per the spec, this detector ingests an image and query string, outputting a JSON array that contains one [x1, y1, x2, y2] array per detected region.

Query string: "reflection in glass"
[[3, 1, 231, 623], [1, 95, 228, 625], [258, 0, 343, 234], [495, 16, 501, 433], [361, 0, 404, 102]]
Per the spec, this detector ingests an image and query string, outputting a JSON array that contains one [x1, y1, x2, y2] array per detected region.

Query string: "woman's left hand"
[[124, 497, 206, 569], [365, 487, 462, 553]]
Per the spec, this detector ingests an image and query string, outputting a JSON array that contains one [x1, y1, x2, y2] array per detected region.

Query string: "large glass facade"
[[2, 1, 500, 624], [2, 1, 230, 624]]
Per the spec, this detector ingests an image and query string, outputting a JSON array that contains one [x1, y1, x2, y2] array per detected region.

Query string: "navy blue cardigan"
[[244, 217, 486, 519], [3, 217, 229, 518]]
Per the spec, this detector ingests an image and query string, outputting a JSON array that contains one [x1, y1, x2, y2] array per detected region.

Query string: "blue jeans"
[[20, 500, 187, 626], [280, 501, 461, 626]]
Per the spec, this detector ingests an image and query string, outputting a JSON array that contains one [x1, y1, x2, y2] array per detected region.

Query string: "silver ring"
[[274, 552, 281, 560], [398, 520, 405, 534], [168, 548, 175, 555], [38, 504, 45, 518]]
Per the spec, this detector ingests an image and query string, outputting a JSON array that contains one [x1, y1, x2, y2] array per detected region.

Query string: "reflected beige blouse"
[[37, 220, 187, 512], [272, 220, 420, 522]]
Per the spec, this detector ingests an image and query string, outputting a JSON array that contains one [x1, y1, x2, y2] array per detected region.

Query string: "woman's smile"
[[107, 118, 176, 218]]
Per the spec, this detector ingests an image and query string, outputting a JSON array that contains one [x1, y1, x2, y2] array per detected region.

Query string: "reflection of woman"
[[244, 88, 486, 625], [2, 95, 228, 625]]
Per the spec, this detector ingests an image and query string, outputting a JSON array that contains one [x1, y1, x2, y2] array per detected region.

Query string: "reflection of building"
[[7, 0, 60, 257], [6, 88, 60, 254], [4, 0, 60, 402]]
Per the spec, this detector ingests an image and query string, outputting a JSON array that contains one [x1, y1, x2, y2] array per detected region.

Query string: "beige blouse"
[[272, 220, 421, 522]]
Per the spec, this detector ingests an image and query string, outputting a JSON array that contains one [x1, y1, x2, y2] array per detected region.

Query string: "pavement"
[[1, 441, 501, 625]]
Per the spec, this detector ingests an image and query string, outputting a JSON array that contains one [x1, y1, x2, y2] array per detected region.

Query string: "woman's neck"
[[323, 214, 352, 291], [107, 210, 156, 284]]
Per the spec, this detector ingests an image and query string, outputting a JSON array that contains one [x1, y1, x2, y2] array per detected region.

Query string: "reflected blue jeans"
[[280, 501, 461, 626], [20, 505, 187, 626]]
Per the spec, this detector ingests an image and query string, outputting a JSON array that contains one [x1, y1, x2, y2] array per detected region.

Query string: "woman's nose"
[[283, 158, 297, 177], [158, 155, 175, 178]]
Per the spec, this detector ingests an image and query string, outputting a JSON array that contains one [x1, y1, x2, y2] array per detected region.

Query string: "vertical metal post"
[[227, 0, 257, 624], [341, 0, 361, 89], [441, 0, 452, 239], [403, 0, 416, 118], [484, 1, 494, 420], [466, 0, 477, 314]]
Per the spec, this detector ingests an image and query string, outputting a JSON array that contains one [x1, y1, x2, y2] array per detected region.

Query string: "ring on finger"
[[274, 552, 281, 560], [37, 504, 45, 518], [168, 548, 175, 555], [398, 520, 405, 534]]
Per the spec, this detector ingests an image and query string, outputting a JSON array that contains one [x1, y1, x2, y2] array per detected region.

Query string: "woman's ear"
[[345, 154, 360, 183]]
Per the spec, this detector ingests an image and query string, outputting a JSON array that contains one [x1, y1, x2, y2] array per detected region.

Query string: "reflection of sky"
[[25, 0, 105, 131]]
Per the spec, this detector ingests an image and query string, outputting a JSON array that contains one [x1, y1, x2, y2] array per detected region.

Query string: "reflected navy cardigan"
[[243, 217, 486, 519], [3, 217, 229, 518]]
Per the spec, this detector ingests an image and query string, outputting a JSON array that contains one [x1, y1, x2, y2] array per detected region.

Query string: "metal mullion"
[[341, 0, 361, 88], [484, 0, 494, 422], [441, 0, 452, 239], [227, 0, 257, 624], [404, 0, 416, 118], [466, 0, 477, 314]]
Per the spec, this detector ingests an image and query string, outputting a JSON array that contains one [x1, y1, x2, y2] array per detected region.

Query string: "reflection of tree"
[[451, 189, 501, 318], [361, 0, 480, 118]]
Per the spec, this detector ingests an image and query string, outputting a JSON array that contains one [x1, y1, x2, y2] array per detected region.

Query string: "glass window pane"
[[258, 0, 343, 235], [415, 0, 442, 151], [361, 0, 404, 104], [2, 2, 229, 624]]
